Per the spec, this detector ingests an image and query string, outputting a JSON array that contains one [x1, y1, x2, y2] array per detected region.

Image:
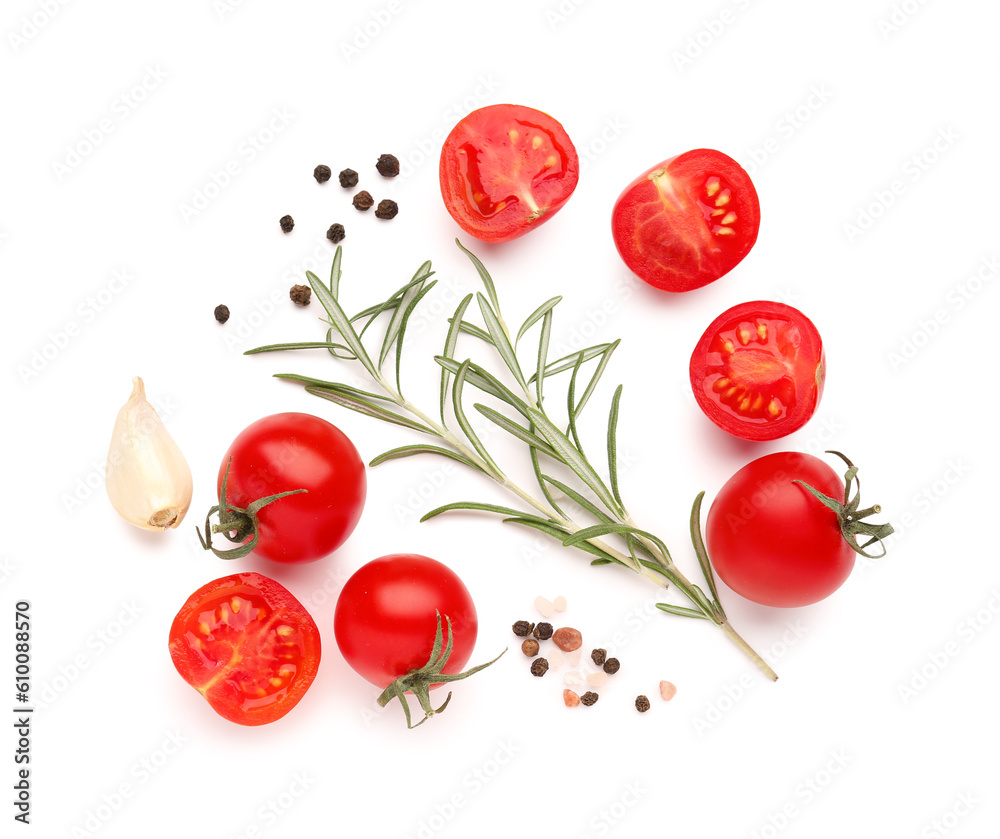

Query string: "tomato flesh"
[[334, 554, 477, 690], [706, 453, 852, 607], [612, 149, 760, 292], [168, 573, 321, 725], [440, 104, 579, 242], [217, 412, 366, 564], [690, 301, 825, 441]]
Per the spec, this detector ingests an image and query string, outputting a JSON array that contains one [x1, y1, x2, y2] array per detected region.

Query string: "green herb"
[[247, 241, 778, 681]]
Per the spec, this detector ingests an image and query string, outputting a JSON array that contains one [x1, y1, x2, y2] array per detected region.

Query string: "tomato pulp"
[[334, 554, 478, 689], [168, 573, 321, 725], [612, 149, 760, 292], [439, 104, 579, 242], [689, 301, 825, 441], [216, 412, 366, 564], [706, 453, 854, 607]]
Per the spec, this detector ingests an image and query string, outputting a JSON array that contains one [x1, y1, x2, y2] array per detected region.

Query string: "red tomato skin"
[[706, 453, 853, 607], [217, 413, 366, 564], [439, 103, 579, 242], [689, 301, 825, 441], [168, 572, 321, 726], [612, 149, 760, 292], [334, 554, 478, 689]]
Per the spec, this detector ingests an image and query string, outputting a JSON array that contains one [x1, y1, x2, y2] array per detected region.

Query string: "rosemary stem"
[[720, 620, 779, 682]]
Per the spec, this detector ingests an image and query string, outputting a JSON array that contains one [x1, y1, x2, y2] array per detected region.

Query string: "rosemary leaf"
[[304, 386, 435, 434], [369, 444, 484, 472], [440, 294, 474, 426], [456, 239, 501, 316], [421, 500, 541, 522], [575, 339, 620, 418], [477, 293, 528, 392], [527, 407, 623, 518], [436, 357, 531, 418], [306, 272, 379, 380], [473, 404, 560, 459], [527, 343, 613, 385], [452, 360, 503, 477], [607, 385, 625, 509], [515, 296, 562, 347]]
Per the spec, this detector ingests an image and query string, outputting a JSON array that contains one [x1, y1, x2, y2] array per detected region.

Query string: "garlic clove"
[[106, 377, 193, 531]]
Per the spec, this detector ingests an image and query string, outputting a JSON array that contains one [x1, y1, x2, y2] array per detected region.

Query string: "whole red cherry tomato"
[[206, 413, 366, 564], [335, 553, 502, 727], [612, 149, 760, 292], [706, 452, 892, 607], [168, 572, 321, 725], [689, 301, 825, 441], [439, 104, 579, 242]]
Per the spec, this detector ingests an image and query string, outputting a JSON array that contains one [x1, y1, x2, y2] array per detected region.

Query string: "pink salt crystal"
[[563, 689, 581, 708], [659, 680, 677, 701]]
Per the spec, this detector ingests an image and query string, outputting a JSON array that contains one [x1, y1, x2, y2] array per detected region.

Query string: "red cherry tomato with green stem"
[[201, 412, 366, 564], [334, 553, 504, 728], [705, 452, 893, 607]]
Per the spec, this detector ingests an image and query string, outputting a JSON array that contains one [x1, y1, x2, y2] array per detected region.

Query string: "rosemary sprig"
[[247, 243, 778, 681]]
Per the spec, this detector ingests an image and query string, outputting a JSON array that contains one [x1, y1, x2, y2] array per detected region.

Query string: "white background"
[[2, 0, 997, 837]]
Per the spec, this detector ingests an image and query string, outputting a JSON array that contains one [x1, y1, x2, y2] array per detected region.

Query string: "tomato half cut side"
[[439, 104, 579, 242], [611, 149, 760, 292], [168, 573, 321, 726], [689, 301, 825, 441]]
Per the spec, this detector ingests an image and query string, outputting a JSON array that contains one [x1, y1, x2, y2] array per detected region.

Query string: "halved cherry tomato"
[[439, 104, 579, 242], [611, 149, 760, 292], [689, 301, 825, 441], [168, 572, 321, 726]]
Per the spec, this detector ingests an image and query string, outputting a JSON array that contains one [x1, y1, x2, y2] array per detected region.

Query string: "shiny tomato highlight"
[[439, 104, 579, 242], [612, 149, 760, 292], [690, 301, 825, 441], [168, 573, 321, 725]]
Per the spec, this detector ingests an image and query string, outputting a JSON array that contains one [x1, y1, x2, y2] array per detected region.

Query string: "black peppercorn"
[[591, 648, 607, 667], [279, 214, 294, 233], [521, 638, 540, 657], [338, 168, 358, 188], [353, 190, 374, 211], [375, 199, 398, 220], [326, 223, 346, 244], [512, 620, 535, 637], [635, 695, 650, 713], [603, 657, 620, 675], [214, 304, 230, 324], [376, 153, 400, 177], [580, 691, 599, 706], [289, 285, 311, 306], [530, 658, 549, 677], [533, 622, 553, 641], [314, 164, 331, 183]]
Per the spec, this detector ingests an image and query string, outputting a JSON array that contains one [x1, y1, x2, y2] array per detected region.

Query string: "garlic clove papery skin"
[[106, 377, 193, 531]]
